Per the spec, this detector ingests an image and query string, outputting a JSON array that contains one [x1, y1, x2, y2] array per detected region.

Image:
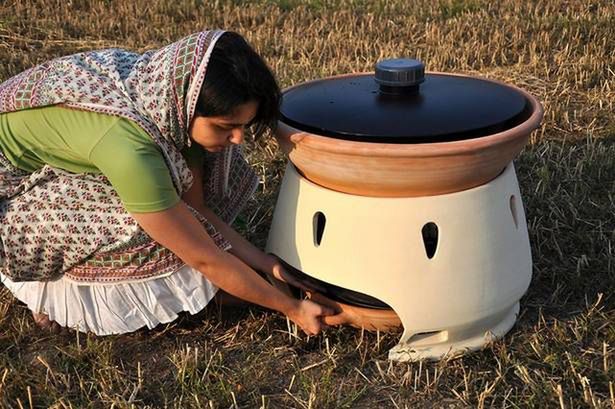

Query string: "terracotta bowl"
[[276, 73, 544, 197], [306, 291, 402, 332]]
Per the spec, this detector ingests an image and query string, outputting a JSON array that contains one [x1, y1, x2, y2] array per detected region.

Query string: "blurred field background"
[[0, 0, 613, 407]]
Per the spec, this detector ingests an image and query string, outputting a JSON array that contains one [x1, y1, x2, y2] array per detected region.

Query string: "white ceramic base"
[[388, 302, 519, 361], [266, 163, 532, 362]]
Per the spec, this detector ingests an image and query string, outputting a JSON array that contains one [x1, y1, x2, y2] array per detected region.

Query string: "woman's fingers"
[[306, 296, 349, 327], [305, 297, 339, 315], [294, 299, 331, 335], [318, 306, 336, 316], [288, 292, 354, 335], [321, 313, 350, 326]]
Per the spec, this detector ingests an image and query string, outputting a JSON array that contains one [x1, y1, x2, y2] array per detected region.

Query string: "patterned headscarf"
[[0, 30, 226, 194]]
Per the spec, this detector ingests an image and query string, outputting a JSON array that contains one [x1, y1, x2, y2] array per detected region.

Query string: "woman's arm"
[[182, 163, 296, 285], [130, 201, 333, 335]]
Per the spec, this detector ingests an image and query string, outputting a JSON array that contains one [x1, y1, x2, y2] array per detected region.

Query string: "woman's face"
[[189, 100, 259, 153]]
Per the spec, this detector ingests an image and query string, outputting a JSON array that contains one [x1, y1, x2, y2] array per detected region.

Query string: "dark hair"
[[195, 32, 281, 138]]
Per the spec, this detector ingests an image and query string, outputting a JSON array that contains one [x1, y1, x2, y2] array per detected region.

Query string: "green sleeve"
[[89, 119, 181, 213]]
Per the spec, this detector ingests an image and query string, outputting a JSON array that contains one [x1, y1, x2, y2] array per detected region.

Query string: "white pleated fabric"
[[0, 265, 218, 335]]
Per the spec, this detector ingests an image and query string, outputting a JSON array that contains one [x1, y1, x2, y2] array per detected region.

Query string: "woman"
[[0, 30, 338, 336]]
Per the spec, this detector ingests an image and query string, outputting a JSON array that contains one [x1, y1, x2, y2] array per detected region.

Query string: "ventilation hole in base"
[[509, 195, 519, 228], [408, 330, 448, 347], [421, 222, 439, 259], [313, 212, 326, 247]]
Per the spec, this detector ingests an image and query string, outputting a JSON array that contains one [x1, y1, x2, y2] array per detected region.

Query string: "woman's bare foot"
[[32, 312, 62, 334]]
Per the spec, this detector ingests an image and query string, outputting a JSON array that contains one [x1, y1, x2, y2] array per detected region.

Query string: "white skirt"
[[0, 265, 218, 335]]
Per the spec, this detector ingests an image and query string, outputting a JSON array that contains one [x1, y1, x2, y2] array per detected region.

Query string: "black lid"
[[280, 59, 529, 143]]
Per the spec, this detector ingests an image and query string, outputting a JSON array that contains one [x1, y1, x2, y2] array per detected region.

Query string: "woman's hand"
[[269, 260, 310, 291], [269, 259, 346, 335], [285, 298, 337, 336]]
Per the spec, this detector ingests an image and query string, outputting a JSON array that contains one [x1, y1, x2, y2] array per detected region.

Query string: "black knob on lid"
[[375, 58, 425, 94]]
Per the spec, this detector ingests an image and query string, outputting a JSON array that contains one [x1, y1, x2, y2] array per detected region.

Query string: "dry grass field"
[[0, 0, 614, 407]]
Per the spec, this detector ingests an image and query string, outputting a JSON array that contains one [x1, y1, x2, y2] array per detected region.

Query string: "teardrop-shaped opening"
[[422, 222, 439, 259], [313, 212, 326, 247], [509, 195, 519, 229]]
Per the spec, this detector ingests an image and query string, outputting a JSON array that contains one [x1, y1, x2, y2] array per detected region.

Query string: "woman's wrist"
[[280, 295, 301, 318]]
